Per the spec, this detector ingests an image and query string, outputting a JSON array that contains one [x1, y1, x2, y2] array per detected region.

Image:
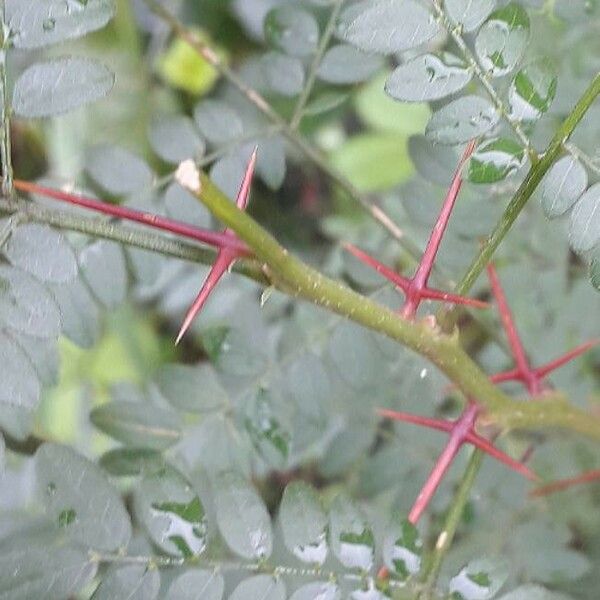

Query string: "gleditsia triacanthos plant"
[[1, 1, 600, 599]]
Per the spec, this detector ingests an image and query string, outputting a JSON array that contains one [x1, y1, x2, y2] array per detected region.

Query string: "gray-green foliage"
[[1, 1, 600, 598]]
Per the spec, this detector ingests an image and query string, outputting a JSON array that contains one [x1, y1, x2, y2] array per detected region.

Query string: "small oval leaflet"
[[260, 52, 305, 97], [164, 569, 224, 600], [133, 466, 208, 558], [386, 53, 472, 103], [0, 266, 62, 339], [149, 115, 205, 164], [509, 60, 557, 121], [289, 582, 341, 600], [448, 558, 509, 600], [214, 471, 273, 560], [35, 443, 132, 552], [230, 575, 286, 600], [194, 100, 244, 145], [569, 182, 600, 253], [444, 0, 496, 32], [426, 95, 499, 145], [475, 4, 530, 78], [317, 45, 383, 85], [6, 0, 116, 50], [264, 5, 319, 58], [467, 137, 526, 184], [541, 155, 588, 218], [13, 57, 114, 118], [92, 565, 160, 600], [86, 144, 154, 196], [79, 240, 127, 309], [382, 517, 423, 580], [4, 223, 78, 284], [0, 332, 41, 410], [99, 447, 165, 477], [244, 389, 291, 470], [90, 400, 182, 450], [279, 481, 328, 565], [329, 494, 375, 571], [338, 0, 441, 55]]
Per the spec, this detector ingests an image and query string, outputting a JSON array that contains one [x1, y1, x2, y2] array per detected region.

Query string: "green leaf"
[[85, 145, 154, 196], [569, 183, 600, 253], [408, 134, 462, 185], [449, 558, 508, 600], [0, 526, 95, 600], [35, 443, 131, 551], [338, 0, 440, 55], [213, 471, 273, 559], [330, 133, 413, 192], [317, 45, 383, 84], [149, 115, 205, 164], [475, 4, 530, 78], [230, 575, 285, 600], [99, 448, 166, 477], [509, 59, 557, 121], [19, 335, 60, 387], [0, 266, 62, 338], [79, 241, 127, 309], [0, 332, 40, 410], [497, 584, 574, 600], [90, 400, 182, 450], [590, 252, 600, 291], [382, 517, 423, 580], [164, 182, 212, 228], [540, 156, 588, 218], [3, 224, 78, 283], [467, 137, 526, 184], [164, 570, 224, 600], [260, 52, 305, 97], [264, 5, 319, 58], [289, 582, 341, 600], [6, 0, 115, 49], [426, 95, 499, 145], [13, 57, 114, 118], [329, 494, 375, 571], [304, 91, 349, 116], [243, 389, 290, 469], [444, 0, 496, 32], [133, 466, 208, 558], [156, 363, 228, 413], [279, 482, 328, 565], [50, 279, 101, 348], [386, 53, 472, 102], [194, 100, 244, 144], [92, 565, 160, 600]]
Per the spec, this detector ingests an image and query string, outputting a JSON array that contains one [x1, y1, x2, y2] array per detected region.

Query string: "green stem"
[[456, 72, 600, 296], [289, 0, 345, 130], [182, 171, 600, 441], [0, 3, 13, 199], [418, 449, 485, 598]]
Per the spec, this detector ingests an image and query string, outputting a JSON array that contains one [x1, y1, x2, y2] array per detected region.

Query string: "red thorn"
[[534, 339, 599, 379], [401, 140, 477, 319], [530, 469, 600, 497], [465, 432, 538, 481], [343, 243, 411, 291], [175, 249, 237, 344], [419, 287, 489, 309], [378, 408, 453, 433], [236, 147, 258, 211], [175, 150, 257, 344], [488, 368, 521, 385], [487, 263, 531, 378], [13, 179, 248, 254]]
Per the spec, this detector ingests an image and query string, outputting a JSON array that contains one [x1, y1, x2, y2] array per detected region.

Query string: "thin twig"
[[289, 0, 346, 130]]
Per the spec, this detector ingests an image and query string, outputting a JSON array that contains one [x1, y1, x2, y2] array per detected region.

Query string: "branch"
[[0, 8, 13, 199], [174, 164, 600, 441]]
